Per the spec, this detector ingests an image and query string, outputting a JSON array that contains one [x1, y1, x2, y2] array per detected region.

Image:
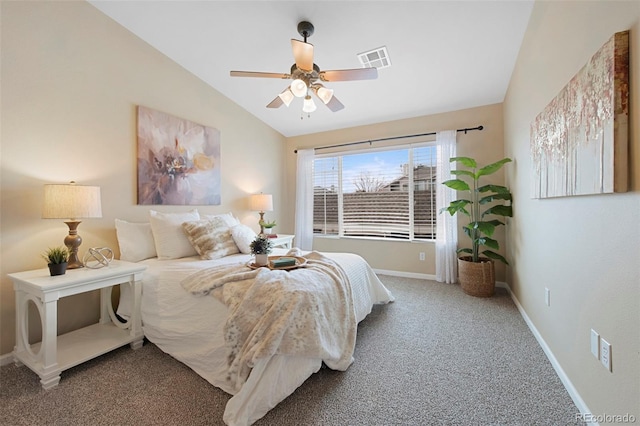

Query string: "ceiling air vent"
[[357, 46, 391, 69]]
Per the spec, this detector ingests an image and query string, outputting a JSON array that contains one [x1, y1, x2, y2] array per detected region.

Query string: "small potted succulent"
[[250, 235, 273, 266], [42, 246, 69, 276]]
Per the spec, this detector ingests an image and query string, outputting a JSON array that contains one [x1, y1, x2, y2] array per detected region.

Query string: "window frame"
[[312, 139, 437, 242]]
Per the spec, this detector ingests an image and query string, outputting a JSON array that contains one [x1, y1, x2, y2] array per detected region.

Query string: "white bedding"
[[129, 248, 394, 426]]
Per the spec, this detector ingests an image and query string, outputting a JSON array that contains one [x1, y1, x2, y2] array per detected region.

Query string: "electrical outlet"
[[419, 252, 425, 261], [590, 329, 600, 359], [601, 338, 612, 372], [545, 288, 550, 307]]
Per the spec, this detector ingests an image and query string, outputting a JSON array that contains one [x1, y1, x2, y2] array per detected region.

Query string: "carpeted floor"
[[0, 275, 584, 425]]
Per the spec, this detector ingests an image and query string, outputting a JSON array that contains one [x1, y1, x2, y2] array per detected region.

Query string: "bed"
[[115, 212, 394, 426]]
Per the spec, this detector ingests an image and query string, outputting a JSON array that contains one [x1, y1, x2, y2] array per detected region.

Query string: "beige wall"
[[504, 0, 639, 419], [0, 2, 286, 355], [285, 103, 506, 279]]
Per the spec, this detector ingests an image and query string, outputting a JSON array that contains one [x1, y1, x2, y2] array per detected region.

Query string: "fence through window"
[[313, 144, 437, 241]]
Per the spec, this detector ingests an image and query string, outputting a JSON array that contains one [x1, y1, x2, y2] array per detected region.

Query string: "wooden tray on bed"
[[248, 255, 307, 271]]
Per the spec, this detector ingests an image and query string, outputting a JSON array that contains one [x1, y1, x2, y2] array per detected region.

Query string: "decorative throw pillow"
[[115, 219, 157, 262], [202, 212, 240, 228], [149, 209, 200, 260], [231, 224, 257, 254], [182, 217, 240, 260]]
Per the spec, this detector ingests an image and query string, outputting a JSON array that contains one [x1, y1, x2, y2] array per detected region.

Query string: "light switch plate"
[[590, 329, 600, 359], [601, 338, 612, 372]]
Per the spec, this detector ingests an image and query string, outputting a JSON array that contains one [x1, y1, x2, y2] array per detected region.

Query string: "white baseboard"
[[501, 283, 596, 425], [373, 269, 436, 281], [0, 351, 14, 367], [373, 270, 510, 290]]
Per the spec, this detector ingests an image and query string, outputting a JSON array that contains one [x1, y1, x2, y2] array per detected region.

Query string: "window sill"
[[313, 234, 434, 244]]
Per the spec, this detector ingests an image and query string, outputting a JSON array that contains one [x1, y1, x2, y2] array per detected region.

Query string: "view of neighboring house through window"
[[313, 143, 437, 240]]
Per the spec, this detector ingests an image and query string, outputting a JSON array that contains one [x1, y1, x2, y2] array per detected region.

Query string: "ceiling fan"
[[230, 21, 378, 114]]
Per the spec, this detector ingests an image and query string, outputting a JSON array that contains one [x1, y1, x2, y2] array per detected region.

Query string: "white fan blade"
[[319, 67, 378, 82], [230, 71, 290, 79], [266, 96, 284, 109], [325, 95, 345, 112], [291, 39, 314, 72]]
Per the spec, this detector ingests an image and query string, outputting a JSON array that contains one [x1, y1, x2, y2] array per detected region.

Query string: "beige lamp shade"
[[43, 183, 103, 219], [42, 182, 102, 270], [249, 193, 273, 213]]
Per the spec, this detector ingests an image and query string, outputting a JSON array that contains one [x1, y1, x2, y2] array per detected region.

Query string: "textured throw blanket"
[[181, 250, 356, 391]]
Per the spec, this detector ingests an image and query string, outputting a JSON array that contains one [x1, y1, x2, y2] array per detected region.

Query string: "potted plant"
[[42, 246, 70, 276], [440, 157, 512, 297], [260, 219, 277, 235], [250, 235, 273, 266]]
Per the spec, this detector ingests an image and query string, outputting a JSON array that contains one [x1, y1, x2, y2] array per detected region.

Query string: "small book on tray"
[[266, 233, 278, 238], [272, 257, 296, 268]]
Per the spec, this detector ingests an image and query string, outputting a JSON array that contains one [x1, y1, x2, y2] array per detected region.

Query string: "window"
[[313, 143, 437, 241]]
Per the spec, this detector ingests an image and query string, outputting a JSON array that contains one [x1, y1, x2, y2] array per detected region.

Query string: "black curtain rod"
[[294, 125, 483, 153]]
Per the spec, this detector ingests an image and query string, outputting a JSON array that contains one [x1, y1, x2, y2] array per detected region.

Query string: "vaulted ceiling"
[[89, 1, 534, 137]]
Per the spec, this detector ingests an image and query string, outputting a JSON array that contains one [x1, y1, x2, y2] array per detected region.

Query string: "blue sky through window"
[[314, 145, 436, 193]]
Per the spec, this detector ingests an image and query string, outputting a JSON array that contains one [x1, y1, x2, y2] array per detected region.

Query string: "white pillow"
[[231, 224, 257, 254], [182, 217, 240, 260], [149, 209, 200, 260], [202, 212, 240, 227], [115, 219, 157, 262]]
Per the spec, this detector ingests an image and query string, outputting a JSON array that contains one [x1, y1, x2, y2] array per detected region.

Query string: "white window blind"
[[313, 143, 437, 241]]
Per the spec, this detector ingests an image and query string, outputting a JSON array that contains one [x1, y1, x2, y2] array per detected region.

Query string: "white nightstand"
[[8, 260, 146, 390], [268, 234, 295, 249]]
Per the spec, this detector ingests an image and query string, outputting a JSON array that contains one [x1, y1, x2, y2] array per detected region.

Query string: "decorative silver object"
[[83, 247, 114, 269]]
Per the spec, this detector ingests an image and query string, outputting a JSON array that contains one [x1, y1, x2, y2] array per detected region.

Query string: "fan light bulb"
[[316, 87, 334, 104], [302, 95, 317, 113], [290, 79, 308, 97], [278, 89, 294, 107]]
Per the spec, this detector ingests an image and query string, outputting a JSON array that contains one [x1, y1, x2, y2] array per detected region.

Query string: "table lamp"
[[42, 181, 103, 269], [249, 193, 273, 235]]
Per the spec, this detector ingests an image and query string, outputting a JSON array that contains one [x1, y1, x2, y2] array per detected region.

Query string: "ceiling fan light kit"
[[278, 89, 294, 107], [314, 85, 334, 104], [290, 78, 308, 97], [230, 21, 378, 117], [302, 95, 317, 113]]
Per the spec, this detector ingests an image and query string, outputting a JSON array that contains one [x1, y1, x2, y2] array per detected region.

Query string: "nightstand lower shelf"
[[15, 322, 141, 386]]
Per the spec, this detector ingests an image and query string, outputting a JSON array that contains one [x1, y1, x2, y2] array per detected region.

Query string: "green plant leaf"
[[457, 248, 473, 255], [474, 221, 496, 237], [442, 179, 470, 191], [450, 170, 475, 179], [440, 204, 470, 216], [482, 205, 513, 218], [449, 157, 477, 168], [476, 158, 512, 178], [478, 184, 510, 194], [446, 199, 471, 212], [485, 219, 505, 227], [477, 236, 500, 250], [482, 250, 509, 265], [479, 192, 512, 204]]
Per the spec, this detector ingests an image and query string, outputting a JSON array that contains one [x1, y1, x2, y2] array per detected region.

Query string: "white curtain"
[[435, 130, 458, 283], [294, 149, 314, 250]]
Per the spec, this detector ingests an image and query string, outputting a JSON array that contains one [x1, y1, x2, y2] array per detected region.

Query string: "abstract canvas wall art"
[[530, 31, 629, 199], [137, 106, 221, 205]]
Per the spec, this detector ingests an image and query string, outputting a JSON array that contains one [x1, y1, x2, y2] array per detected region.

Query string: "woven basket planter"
[[458, 256, 495, 297]]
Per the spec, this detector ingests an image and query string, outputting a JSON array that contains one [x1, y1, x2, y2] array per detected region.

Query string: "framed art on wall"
[[137, 106, 221, 205], [530, 31, 629, 199]]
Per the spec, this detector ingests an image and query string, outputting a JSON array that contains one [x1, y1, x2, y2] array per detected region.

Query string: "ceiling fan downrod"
[[297, 21, 314, 43]]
